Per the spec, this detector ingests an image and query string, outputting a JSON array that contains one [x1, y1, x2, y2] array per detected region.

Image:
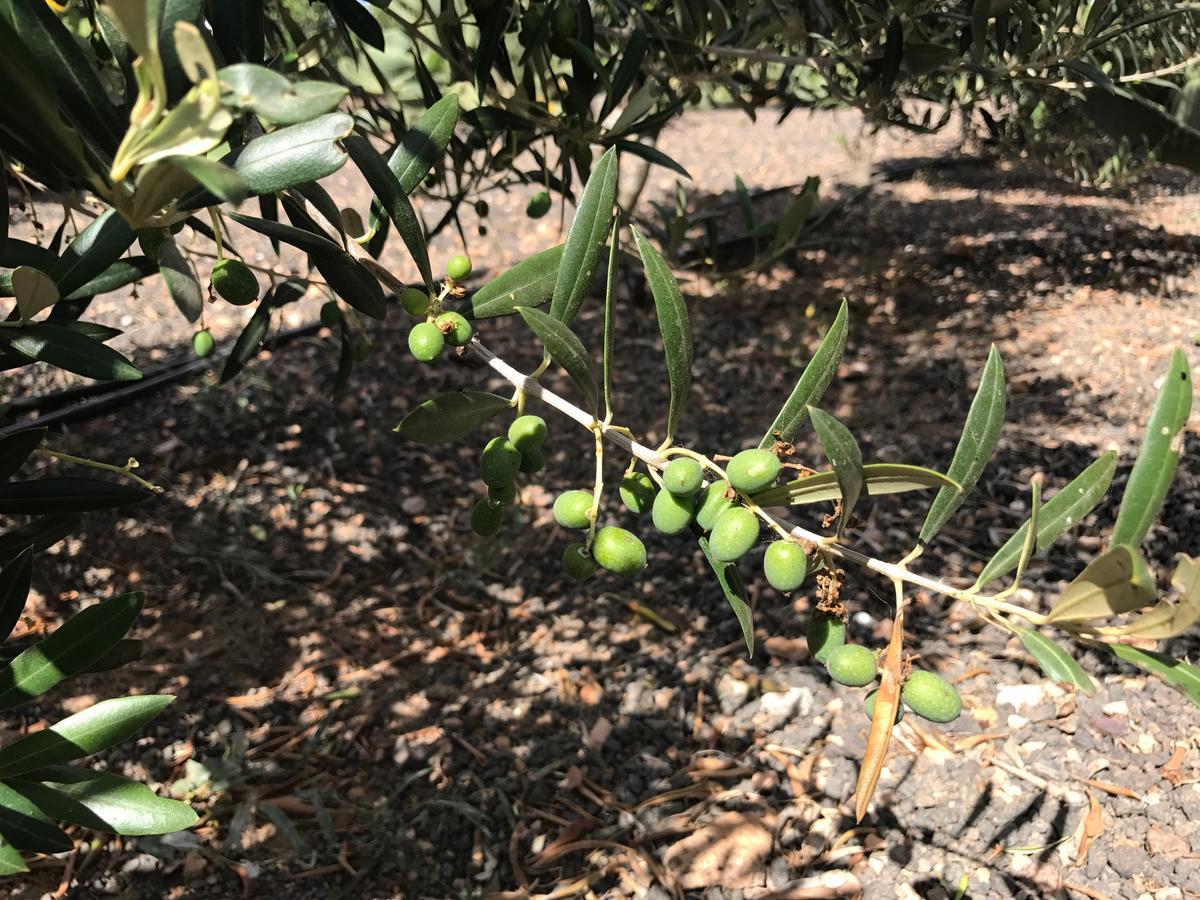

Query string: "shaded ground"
[[4, 107, 1200, 899]]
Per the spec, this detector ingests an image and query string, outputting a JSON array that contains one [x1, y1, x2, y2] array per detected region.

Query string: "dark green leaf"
[[759, 300, 847, 447], [231, 112, 353, 195], [881, 16, 903, 93], [1101, 643, 1200, 707], [0, 836, 26, 875], [0, 429, 46, 481], [609, 139, 690, 178], [82, 639, 142, 674], [807, 406, 864, 537], [64, 257, 157, 301], [750, 463, 960, 507], [1110, 348, 1192, 548], [220, 304, 271, 383], [0, 547, 33, 645], [465, 245, 564, 319], [170, 155, 248, 205], [550, 147, 618, 326], [344, 134, 433, 290], [632, 227, 691, 442], [975, 451, 1117, 590], [0, 695, 173, 778], [49, 210, 136, 299], [919, 345, 1005, 545], [0, 592, 143, 711], [1046, 545, 1156, 624], [157, 238, 203, 323], [385, 95, 459, 195], [394, 391, 513, 444], [323, 0, 385, 49], [699, 535, 753, 656], [0, 783, 71, 853], [218, 64, 347, 125], [0, 516, 79, 563], [517, 306, 600, 415], [599, 28, 648, 120], [227, 211, 344, 259], [0, 324, 141, 381], [1017, 629, 1096, 695], [0, 478, 150, 515], [10, 767, 196, 836]]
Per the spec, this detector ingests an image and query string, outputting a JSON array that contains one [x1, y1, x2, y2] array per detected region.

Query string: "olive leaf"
[[49, 209, 136, 299], [394, 392, 513, 444], [758, 300, 847, 448], [807, 406, 864, 537], [1110, 348, 1192, 548], [1095, 554, 1200, 639], [699, 535, 753, 656], [1100, 643, 1200, 708], [231, 112, 354, 195], [550, 146, 618, 326], [385, 94, 460, 196], [1017, 629, 1096, 695], [0, 324, 142, 382], [218, 63, 347, 125], [517, 306, 600, 416], [919, 345, 1005, 545], [156, 237, 203, 323], [466, 245, 564, 319], [1045, 545, 1157, 624], [632, 226, 692, 444], [751, 463, 959, 507], [8, 767, 197, 837], [11, 267, 59, 321]]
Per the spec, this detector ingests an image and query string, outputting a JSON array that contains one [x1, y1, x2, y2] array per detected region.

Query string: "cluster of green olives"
[[470, 415, 549, 537], [808, 612, 962, 724], [552, 486, 647, 579], [403, 255, 476, 363]]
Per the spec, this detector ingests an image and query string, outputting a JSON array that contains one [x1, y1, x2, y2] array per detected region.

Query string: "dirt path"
[[5, 107, 1200, 900]]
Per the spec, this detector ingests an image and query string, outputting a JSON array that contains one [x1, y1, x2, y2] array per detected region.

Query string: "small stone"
[[1146, 826, 1189, 859], [995, 683, 1047, 710], [1107, 842, 1149, 878], [716, 672, 751, 714]]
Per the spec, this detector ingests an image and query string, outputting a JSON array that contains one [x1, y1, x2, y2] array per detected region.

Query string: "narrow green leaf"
[[218, 64, 347, 125], [0, 429, 47, 481], [49, 210, 136, 299], [1017, 629, 1096, 695], [169, 155, 248, 205], [157, 238, 202, 323], [1101, 643, 1200, 708], [465, 245, 564, 319], [632, 227, 691, 443], [1110, 348, 1192, 548], [0, 516, 79, 562], [0, 783, 71, 853], [0, 478, 150, 515], [227, 211, 344, 259], [230, 112, 353, 195], [0, 696, 174, 779], [1046, 545, 1157, 624], [758, 300, 848, 448], [0, 593, 143, 711], [919, 345, 1006, 545], [549, 147, 618, 326], [699, 535, 753, 656], [219, 304, 271, 383], [974, 452, 1117, 590], [394, 391, 513, 444], [751, 463, 959, 508], [601, 220, 619, 417], [343, 133, 433, 290], [807, 407, 865, 537], [0, 324, 142, 381], [610, 140, 690, 178], [1010, 477, 1043, 590], [64, 256, 157, 301], [517, 306, 600, 415], [10, 767, 197, 836], [0, 836, 27, 875], [386, 95, 459, 195], [0, 548, 33, 645]]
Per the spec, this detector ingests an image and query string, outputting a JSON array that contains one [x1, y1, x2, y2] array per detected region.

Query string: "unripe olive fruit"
[[211, 258, 259, 305], [474, 199, 489, 217], [662, 457, 702, 496], [825, 644, 878, 687], [192, 329, 214, 358], [137, 228, 168, 259], [518, 447, 545, 474], [408, 322, 444, 362], [481, 436, 521, 487], [764, 541, 808, 592], [319, 301, 343, 327], [592, 526, 647, 575], [489, 482, 517, 505], [401, 287, 431, 317], [902, 670, 962, 724], [446, 254, 472, 281], [435, 311, 473, 346], [553, 489, 593, 529], [695, 482, 733, 531], [619, 472, 655, 514], [550, 2, 576, 39], [562, 543, 597, 581], [470, 499, 503, 536], [806, 613, 846, 663], [727, 448, 782, 493], [527, 191, 552, 219], [864, 689, 905, 723], [651, 489, 694, 536], [508, 415, 548, 451], [709, 506, 759, 561]]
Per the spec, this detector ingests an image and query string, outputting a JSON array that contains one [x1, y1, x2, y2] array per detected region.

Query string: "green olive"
[[592, 526, 646, 575], [488, 482, 518, 505], [695, 482, 734, 532], [806, 613, 846, 663], [446, 254, 472, 281], [651, 489, 694, 536], [526, 191, 552, 219], [192, 329, 214, 358], [211, 258, 259, 305], [137, 228, 168, 259], [518, 447, 545, 474], [319, 301, 343, 327], [435, 311, 474, 346], [708, 506, 759, 561], [864, 689, 905, 723], [662, 457, 702, 496], [763, 541, 808, 592], [508, 415, 548, 452], [408, 322, 444, 362], [727, 448, 781, 493], [562, 543, 597, 581], [553, 489, 593, 529], [619, 472, 655, 514], [470, 499, 503, 536], [825, 644, 878, 687], [902, 671, 962, 724], [481, 436, 521, 487], [401, 288, 431, 317]]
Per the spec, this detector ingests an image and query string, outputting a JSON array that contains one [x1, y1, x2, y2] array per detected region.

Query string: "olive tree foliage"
[[0, 0, 1198, 866]]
